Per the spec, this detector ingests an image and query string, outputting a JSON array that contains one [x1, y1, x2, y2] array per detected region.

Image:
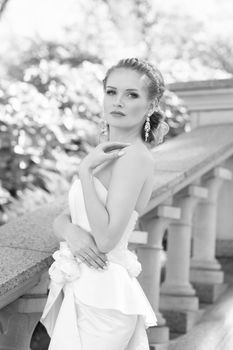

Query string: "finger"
[[104, 145, 130, 153], [84, 249, 107, 269], [94, 151, 123, 163], [102, 141, 131, 146], [75, 248, 108, 271], [75, 252, 87, 264], [88, 248, 109, 268], [76, 251, 94, 268], [103, 149, 126, 160], [101, 142, 131, 153], [89, 247, 108, 264], [81, 250, 104, 270]]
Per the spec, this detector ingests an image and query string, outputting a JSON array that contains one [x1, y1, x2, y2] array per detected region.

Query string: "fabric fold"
[[41, 282, 82, 349]]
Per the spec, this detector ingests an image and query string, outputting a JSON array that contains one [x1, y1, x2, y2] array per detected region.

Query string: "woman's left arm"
[[79, 145, 152, 253]]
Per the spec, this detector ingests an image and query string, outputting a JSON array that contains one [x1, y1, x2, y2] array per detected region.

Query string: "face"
[[103, 68, 153, 131]]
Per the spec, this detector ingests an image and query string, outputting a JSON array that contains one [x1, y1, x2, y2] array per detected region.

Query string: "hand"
[[65, 224, 108, 270], [79, 141, 131, 172]]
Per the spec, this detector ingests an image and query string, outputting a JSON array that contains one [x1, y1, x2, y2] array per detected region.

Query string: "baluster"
[[191, 167, 232, 303], [137, 199, 180, 346], [0, 271, 49, 350], [160, 184, 208, 334]]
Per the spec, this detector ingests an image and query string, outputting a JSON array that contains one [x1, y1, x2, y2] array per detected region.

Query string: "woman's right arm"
[[53, 208, 108, 270]]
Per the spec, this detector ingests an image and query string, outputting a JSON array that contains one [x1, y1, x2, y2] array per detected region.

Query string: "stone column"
[[0, 271, 49, 350], [190, 167, 232, 303], [160, 185, 208, 334], [137, 200, 180, 346]]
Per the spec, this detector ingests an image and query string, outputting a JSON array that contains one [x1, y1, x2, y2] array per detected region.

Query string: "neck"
[[108, 127, 143, 145]]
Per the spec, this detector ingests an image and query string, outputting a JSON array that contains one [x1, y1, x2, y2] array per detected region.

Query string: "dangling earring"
[[144, 115, 151, 142], [99, 119, 109, 143]]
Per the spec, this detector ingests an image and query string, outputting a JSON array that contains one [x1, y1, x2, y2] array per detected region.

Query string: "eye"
[[106, 89, 116, 95], [128, 92, 139, 99]]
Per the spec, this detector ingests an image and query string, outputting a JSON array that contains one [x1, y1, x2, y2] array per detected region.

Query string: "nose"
[[113, 93, 124, 108]]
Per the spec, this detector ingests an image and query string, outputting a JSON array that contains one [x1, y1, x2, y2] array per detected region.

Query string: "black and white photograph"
[[0, 1, 233, 349]]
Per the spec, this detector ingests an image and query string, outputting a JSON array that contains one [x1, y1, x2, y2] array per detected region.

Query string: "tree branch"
[[0, 0, 10, 19]]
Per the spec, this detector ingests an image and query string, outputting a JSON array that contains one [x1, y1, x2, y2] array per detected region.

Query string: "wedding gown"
[[41, 176, 157, 349]]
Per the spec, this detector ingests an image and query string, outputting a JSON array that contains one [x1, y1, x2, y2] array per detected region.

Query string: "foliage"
[[197, 37, 233, 76], [161, 90, 190, 137], [0, 4, 191, 225], [0, 44, 105, 224], [101, 0, 233, 81]]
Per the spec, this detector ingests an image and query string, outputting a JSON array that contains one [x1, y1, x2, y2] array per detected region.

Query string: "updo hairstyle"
[[103, 58, 167, 144]]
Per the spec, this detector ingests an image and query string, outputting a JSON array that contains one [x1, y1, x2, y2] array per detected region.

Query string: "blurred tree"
[[105, 0, 233, 81], [0, 0, 10, 18], [0, 40, 105, 224], [0, 0, 190, 224], [198, 37, 233, 75]]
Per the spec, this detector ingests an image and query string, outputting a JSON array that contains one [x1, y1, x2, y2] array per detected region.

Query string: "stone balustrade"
[[168, 78, 233, 129], [1, 123, 233, 350]]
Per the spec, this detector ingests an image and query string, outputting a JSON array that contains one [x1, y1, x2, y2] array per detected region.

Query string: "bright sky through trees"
[[0, 0, 233, 81], [1, 0, 233, 40]]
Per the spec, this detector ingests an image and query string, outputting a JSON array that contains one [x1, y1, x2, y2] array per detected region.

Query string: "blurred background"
[[0, 0, 233, 226]]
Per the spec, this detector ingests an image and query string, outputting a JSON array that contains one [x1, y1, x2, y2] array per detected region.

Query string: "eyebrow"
[[106, 86, 139, 91]]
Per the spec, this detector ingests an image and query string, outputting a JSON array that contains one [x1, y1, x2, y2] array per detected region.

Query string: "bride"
[[41, 57, 169, 349]]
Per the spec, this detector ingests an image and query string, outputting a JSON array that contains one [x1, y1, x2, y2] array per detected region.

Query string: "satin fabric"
[[41, 280, 150, 350], [75, 301, 150, 350], [41, 176, 157, 349]]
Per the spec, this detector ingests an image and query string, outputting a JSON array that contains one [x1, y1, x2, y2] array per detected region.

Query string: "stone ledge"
[[0, 246, 52, 309], [167, 79, 233, 128], [144, 124, 233, 214], [168, 79, 233, 92], [0, 197, 65, 251]]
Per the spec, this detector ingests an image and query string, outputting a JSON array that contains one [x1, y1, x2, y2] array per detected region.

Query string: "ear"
[[147, 100, 156, 116]]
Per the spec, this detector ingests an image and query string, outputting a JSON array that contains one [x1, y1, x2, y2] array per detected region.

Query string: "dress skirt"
[[42, 281, 150, 350], [74, 300, 150, 350], [41, 243, 157, 350]]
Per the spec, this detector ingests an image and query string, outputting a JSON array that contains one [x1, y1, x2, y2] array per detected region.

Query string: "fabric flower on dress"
[[125, 250, 142, 277], [49, 242, 80, 284]]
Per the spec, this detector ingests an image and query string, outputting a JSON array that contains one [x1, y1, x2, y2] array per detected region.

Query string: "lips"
[[110, 111, 126, 116]]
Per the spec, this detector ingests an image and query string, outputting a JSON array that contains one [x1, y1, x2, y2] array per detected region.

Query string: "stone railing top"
[[0, 198, 64, 308], [147, 124, 233, 212], [168, 78, 233, 92], [1, 124, 233, 308]]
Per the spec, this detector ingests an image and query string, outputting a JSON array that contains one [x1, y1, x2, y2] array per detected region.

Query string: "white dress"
[[41, 176, 157, 349]]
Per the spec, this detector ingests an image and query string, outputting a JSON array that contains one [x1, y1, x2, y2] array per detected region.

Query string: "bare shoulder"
[[107, 142, 155, 215], [106, 142, 155, 195], [122, 143, 154, 174]]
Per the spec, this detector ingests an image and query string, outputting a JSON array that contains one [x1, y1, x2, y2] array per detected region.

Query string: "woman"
[[41, 58, 169, 350]]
